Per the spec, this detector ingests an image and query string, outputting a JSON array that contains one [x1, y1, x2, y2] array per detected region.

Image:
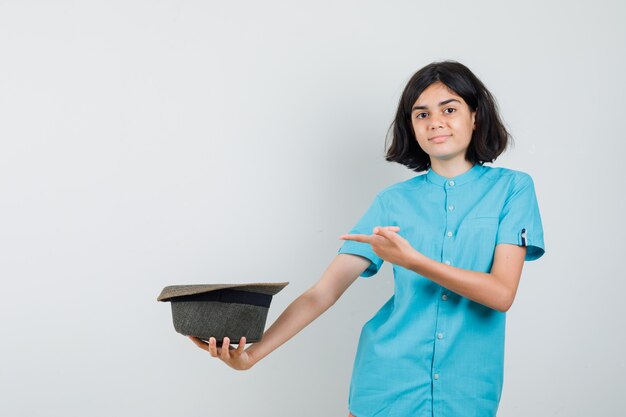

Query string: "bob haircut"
[[386, 61, 510, 172]]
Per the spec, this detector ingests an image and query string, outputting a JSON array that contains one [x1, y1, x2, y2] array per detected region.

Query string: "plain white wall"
[[1, 0, 625, 416]]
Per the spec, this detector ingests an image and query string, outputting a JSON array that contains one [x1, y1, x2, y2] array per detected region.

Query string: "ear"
[[471, 111, 477, 129]]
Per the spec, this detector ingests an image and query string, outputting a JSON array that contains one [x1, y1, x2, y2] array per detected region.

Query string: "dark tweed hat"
[[158, 282, 288, 343]]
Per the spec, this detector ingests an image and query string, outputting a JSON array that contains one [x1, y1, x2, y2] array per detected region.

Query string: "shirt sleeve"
[[337, 194, 387, 277], [496, 173, 545, 261]]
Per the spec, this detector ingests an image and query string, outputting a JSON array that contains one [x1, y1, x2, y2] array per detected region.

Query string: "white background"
[[1, 1, 625, 416]]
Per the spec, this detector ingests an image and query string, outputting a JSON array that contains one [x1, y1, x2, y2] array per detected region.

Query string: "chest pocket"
[[463, 216, 499, 227], [458, 216, 499, 264]]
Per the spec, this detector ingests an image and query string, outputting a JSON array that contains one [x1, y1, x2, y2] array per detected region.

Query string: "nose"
[[429, 114, 445, 130]]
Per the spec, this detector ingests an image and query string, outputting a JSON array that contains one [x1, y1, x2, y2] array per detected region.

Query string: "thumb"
[[375, 226, 401, 235], [373, 226, 400, 234]]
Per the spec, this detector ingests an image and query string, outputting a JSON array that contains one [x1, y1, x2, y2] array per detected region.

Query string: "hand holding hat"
[[188, 335, 254, 370]]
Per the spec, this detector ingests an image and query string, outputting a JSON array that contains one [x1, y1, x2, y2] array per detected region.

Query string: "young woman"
[[190, 61, 545, 417]]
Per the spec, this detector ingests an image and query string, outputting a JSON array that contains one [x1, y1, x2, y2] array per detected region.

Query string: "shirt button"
[[448, 204, 455, 211], [433, 373, 440, 380], [448, 180, 455, 186], [441, 294, 448, 301], [437, 332, 444, 339], [446, 231, 453, 237], [444, 260, 451, 265]]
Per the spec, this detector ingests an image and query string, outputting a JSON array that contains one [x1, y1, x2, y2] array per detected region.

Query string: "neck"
[[430, 157, 474, 178]]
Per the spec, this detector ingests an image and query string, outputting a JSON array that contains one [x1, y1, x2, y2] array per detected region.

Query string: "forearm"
[[245, 254, 367, 367], [406, 251, 514, 312], [246, 287, 333, 366]]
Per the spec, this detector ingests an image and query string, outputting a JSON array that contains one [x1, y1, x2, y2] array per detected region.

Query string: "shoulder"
[[375, 174, 429, 201], [482, 165, 535, 189]]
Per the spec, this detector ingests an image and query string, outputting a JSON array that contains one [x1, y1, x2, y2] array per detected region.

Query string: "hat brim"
[[157, 282, 289, 302]]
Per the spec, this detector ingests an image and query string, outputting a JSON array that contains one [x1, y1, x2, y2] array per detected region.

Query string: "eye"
[[415, 112, 428, 119], [444, 107, 456, 114]]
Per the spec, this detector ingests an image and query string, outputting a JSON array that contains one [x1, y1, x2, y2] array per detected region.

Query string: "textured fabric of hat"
[[157, 282, 288, 301], [158, 282, 288, 343]]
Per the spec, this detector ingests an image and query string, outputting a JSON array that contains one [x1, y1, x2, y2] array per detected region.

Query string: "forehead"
[[413, 82, 465, 107]]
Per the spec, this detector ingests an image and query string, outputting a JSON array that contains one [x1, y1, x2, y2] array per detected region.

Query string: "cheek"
[[411, 121, 425, 139], [452, 119, 474, 139]]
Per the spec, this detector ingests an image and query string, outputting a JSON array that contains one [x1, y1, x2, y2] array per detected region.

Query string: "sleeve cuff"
[[496, 228, 545, 261], [337, 241, 383, 277]]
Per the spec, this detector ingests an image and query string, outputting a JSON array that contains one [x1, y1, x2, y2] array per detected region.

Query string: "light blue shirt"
[[338, 164, 545, 417]]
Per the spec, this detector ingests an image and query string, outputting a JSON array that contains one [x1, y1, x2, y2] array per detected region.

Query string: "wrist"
[[405, 249, 426, 272]]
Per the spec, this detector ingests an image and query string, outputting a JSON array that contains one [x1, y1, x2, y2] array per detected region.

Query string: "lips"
[[428, 135, 449, 143]]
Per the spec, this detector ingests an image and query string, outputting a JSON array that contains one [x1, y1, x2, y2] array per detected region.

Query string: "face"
[[410, 82, 476, 166]]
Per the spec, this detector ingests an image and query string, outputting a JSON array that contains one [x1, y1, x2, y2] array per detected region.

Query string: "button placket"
[[436, 178, 455, 377], [443, 184, 456, 241]]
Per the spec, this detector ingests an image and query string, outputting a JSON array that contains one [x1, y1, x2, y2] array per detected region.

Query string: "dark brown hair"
[[385, 61, 510, 172]]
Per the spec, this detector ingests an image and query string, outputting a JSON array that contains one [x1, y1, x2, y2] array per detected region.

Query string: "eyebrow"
[[412, 98, 461, 111]]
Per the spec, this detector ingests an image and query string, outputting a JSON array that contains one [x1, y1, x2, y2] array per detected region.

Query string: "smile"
[[428, 135, 449, 143]]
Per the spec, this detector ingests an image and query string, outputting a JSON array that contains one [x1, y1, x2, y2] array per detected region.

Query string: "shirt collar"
[[425, 163, 486, 187]]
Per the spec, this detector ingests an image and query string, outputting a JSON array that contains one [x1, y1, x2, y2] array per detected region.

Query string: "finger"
[[208, 337, 219, 357], [221, 337, 231, 360], [235, 337, 246, 355], [374, 226, 400, 234], [339, 234, 372, 243], [375, 227, 397, 239]]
